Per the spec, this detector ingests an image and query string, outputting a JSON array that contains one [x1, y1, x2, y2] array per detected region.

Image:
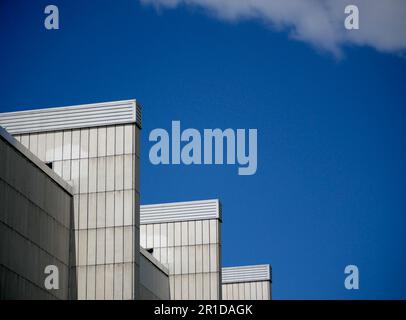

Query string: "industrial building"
[[0, 127, 75, 299], [140, 199, 222, 300], [0, 100, 271, 300], [222, 265, 272, 300]]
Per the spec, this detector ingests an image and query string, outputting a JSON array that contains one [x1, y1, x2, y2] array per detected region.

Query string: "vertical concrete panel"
[[71, 130, 80, 160], [1, 119, 140, 300], [97, 127, 106, 157], [45, 132, 55, 162], [95, 265, 105, 300], [140, 218, 221, 300], [29, 133, 38, 157], [62, 130, 71, 160], [0, 136, 74, 300], [54, 132, 63, 161]]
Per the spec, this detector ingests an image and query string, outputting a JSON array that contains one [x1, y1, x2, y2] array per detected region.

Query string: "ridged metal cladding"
[[222, 264, 272, 284], [0, 126, 73, 194], [140, 199, 222, 224], [0, 99, 141, 134]]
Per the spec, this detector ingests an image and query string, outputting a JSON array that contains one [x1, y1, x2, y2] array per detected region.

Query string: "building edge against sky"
[[222, 265, 272, 300], [140, 199, 222, 299], [0, 127, 76, 299], [0, 100, 142, 300], [0, 99, 272, 300]]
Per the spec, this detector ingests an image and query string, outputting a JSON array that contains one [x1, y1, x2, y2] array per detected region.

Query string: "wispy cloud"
[[140, 0, 406, 57]]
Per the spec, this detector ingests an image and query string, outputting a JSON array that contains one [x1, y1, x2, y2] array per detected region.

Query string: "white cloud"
[[140, 0, 406, 56]]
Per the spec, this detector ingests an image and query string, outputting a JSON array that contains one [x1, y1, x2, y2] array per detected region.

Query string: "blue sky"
[[1, 0, 406, 299]]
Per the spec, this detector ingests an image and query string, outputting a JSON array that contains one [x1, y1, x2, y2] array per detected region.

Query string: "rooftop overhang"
[[0, 99, 141, 134], [141, 199, 222, 224], [222, 264, 272, 284]]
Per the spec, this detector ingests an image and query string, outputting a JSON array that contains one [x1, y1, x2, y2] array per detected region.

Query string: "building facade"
[[0, 100, 142, 300], [140, 199, 222, 300], [0, 127, 75, 299], [222, 265, 272, 300], [0, 99, 272, 300], [140, 247, 170, 300]]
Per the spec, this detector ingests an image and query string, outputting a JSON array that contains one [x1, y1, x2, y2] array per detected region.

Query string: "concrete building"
[[0, 99, 272, 300], [140, 247, 170, 300], [222, 265, 272, 300], [0, 100, 142, 300], [0, 127, 76, 299], [140, 199, 222, 300]]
